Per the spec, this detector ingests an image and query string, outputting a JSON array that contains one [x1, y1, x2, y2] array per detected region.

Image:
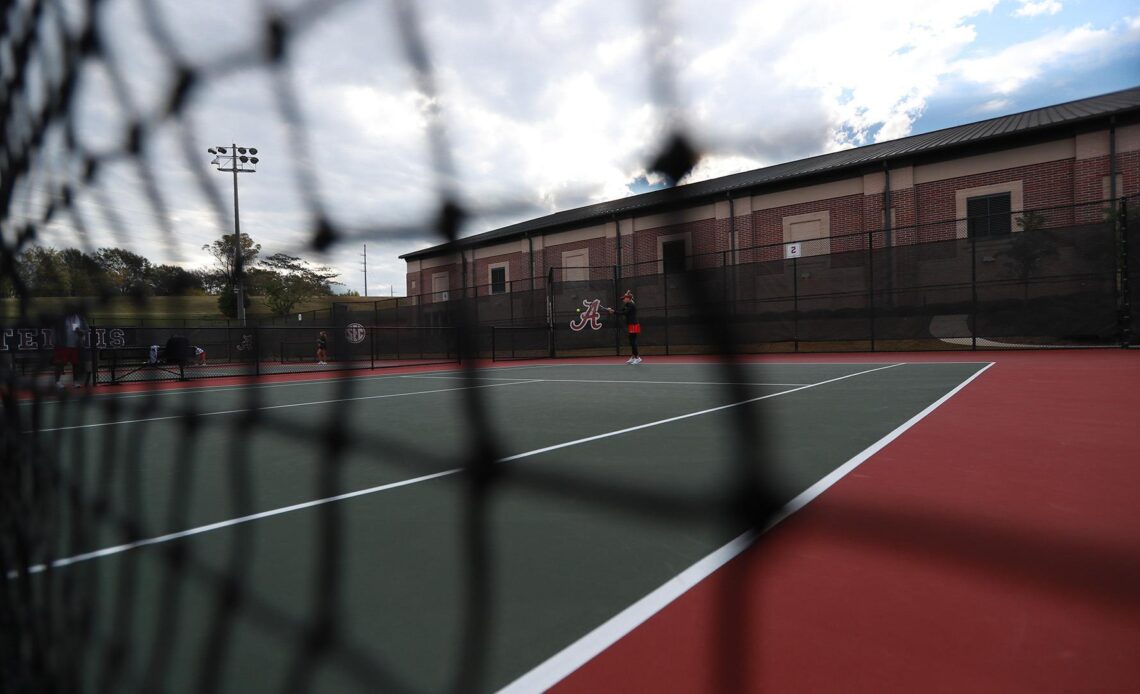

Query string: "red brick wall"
[[1075, 151, 1140, 222], [748, 194, 865, 261], [914, 159, 1077, 235], [542, 237, 614, 280], [406, 261, 462, 299], [729, 204, 757, 264], [407, 137, 1140, 291], [472, 251, 528, 294], [623, 219, 723, 275], [1118, 150, 1140, 197]]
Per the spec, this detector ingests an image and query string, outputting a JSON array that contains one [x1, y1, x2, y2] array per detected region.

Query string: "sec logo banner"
[[345, 323, 367, 344]]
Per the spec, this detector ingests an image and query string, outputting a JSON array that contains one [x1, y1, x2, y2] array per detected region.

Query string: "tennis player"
[[53, 311, 88, 388], [607, 290, 642, 364], [316, 331, 328, 365]]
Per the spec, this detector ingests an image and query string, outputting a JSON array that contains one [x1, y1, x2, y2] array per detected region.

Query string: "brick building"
[[402, 87, 1140, 302]]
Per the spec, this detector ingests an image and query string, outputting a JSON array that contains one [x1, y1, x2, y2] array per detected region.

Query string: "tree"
[[151, 264, 205, 296], [58, 248, 108, 296], [1001, 211, 1057, 301], [216, 282, 252, 318], [203, 233, 261, 317], [96, 247, 153, 295], [256, 253, 340, 316], [202, 233, 260, 280], [195, 268, 228, 294], [19, 247, 71, 296]]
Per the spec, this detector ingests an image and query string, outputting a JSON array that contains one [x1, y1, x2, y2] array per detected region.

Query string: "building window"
[[490, 265, 507, 294], [955, 181, 1022, 239], [662, 240, 686, 274], [966, 193, 1012, 238]]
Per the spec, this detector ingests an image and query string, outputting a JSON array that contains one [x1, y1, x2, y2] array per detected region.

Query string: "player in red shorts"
[[53, 312, 88, 389], [607, 290, 642, 364]]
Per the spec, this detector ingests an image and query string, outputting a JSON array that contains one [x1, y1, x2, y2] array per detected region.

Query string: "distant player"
[[193, 346, 207, 365], [607, 290, 642, 364], [317, 331, 328, 365], [53, 311, 88, 388]]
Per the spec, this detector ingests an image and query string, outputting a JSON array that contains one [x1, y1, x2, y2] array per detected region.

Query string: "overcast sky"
[[8, 0, 1140, 297]]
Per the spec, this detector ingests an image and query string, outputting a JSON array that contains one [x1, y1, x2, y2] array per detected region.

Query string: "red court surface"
[[551, 350, 1140, 693]]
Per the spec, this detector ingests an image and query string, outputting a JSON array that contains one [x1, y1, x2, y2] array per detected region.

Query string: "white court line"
[[23, 365, 484, 405], [25, 360, 985, 405], [494, 363, 898, 463], [497, 361, 996, 694], [11, 469, 464, 576], [28, 380, 542, 433], [489, 360, 993, 367], [10, 363, 901, 577], [401, 375, 812, 387]]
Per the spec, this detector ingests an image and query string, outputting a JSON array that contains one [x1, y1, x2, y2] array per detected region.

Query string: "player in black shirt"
[[607, 290, 642, 364], [317, 331, 328, 365]]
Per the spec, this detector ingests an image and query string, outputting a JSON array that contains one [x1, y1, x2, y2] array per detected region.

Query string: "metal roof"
[[402, 86, 1140, 260]]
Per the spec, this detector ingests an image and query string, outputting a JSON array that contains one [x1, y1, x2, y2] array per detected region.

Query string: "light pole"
[[361, 243, 368, 297], [208, 144, 259, 326]]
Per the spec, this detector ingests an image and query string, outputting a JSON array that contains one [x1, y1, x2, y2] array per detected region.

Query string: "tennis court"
[[14, 356, 1006, 693]]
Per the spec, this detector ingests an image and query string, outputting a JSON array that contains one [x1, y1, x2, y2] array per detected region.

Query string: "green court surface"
[[24, 360, 989, 693]]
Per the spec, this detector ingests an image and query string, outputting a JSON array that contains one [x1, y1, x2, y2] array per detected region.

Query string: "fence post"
[[792, 256, 799, 353], [547, 266, 556, 358], [254, 326, 261, 376], [663, 271, 670, 356], [970, 229, 978, 351], [1119, 198, 1131, 347], [613, 265, 620, 356], [868, 231, 876, 351]]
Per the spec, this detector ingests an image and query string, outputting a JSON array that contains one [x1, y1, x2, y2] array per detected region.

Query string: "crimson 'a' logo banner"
[[569, 299, 604, 331]]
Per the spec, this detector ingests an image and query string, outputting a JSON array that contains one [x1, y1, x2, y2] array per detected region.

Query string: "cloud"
[[1013, 1, 1063, 18], [974, 98, 1013, 113], [10, 0, 1140, 298], [952, 24, 1113, 93]]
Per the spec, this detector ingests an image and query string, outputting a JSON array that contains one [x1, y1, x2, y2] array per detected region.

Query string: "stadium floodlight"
[[249, 148, 258, 155], [207, 143, 261, 326]]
